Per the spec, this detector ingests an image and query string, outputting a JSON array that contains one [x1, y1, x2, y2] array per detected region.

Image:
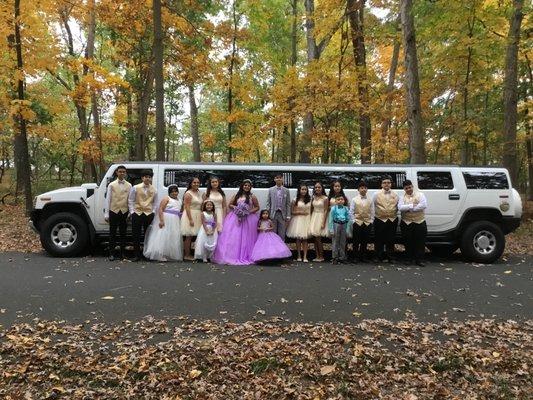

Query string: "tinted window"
[[292, 171, 360, 189], [107, 168, 152, 187], [417, 171, 454, 190], [359, 171, 406, 189], [463, 172, 509, 189], [164, 169, 205, 187]]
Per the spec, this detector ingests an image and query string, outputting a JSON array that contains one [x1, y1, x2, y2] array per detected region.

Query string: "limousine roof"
[[112, 162, 506, 169]]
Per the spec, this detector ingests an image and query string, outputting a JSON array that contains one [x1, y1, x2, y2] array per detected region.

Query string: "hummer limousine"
[[29, 162, 522, 263]]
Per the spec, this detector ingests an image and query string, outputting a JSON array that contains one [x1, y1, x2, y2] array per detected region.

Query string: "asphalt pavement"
[[0, 251, 531, 328]]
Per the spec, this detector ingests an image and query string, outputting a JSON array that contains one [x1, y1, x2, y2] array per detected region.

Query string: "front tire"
[[460, 221, 505, 264], [40, 212, 89, 257]]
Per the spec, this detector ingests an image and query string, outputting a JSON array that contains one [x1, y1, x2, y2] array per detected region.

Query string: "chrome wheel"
[[472, 230, 496, 255], [51, 222, 78, 248]]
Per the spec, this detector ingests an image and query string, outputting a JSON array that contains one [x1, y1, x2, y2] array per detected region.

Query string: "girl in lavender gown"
[[251, 210, 292, 263], [212, 179, 260, 265]]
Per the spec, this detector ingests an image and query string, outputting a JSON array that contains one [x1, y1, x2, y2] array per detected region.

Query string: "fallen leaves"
[[0, 318, 531, 398]]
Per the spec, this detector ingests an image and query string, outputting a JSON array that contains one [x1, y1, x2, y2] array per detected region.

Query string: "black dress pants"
[[109, 210, 128, 256], [374, 218, 398, 261], [400, 220, 427, 262], [132, 213, 155, 258], [352, 223, 372, 260]]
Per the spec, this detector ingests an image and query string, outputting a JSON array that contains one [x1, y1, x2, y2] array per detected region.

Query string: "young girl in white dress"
[[203, 176, 227, 232], [143, 185, 183, 261], [194, 200, 218, 262], [287, 183, 312, 262]]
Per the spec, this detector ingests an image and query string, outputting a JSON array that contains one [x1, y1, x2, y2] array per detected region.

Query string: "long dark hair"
[[328, 180, 348, 204], [184, 177, 201, 196], [258, 209, 271, 227], [205, 176, 226, 199], [295, 183, 311, 204], [232, 179, 253, 205], [312, 181, 326, 198]]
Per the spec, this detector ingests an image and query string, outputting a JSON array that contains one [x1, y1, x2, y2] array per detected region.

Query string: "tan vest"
[[401, 191, 425, 224], [353, 195, 372, 226], [374, 190, 398, 222], [133, 183, 156, 215], [109, 179, 132, 213]]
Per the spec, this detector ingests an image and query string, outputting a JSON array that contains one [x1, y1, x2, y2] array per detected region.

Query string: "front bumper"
[[29, 209, 41, 233]]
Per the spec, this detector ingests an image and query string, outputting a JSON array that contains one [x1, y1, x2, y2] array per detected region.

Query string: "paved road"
[[0, 252, 531, 328]]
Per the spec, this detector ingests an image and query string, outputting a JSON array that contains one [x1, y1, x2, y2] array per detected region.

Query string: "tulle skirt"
[[194, 227, 218, 260], [309, 211, 328, 237], [181, 209, 202, 236], [287, 215, 311, 239], [143, 213, 183, 261], [251, 232, 292, 262], [212, 211, 259, 265]]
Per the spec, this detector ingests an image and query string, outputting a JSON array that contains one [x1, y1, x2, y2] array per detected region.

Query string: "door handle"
[[449, 194, 460, 200]]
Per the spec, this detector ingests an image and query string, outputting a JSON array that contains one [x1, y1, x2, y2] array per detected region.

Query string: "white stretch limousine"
[[30, 162, 523, 263]]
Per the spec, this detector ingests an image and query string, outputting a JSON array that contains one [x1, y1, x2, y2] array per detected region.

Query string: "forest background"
[[0, 0, 531, 213]]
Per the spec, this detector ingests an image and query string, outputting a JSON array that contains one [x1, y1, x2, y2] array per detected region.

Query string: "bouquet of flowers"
[[234, 201, 250, 223]]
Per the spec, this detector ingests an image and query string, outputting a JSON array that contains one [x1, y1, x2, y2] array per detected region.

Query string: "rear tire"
[[460, 221, 504, 264], [40, 212, 89, 257]]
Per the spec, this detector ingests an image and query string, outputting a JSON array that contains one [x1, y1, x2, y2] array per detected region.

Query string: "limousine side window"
[[462, 172, 509, 189], [292, 171, 360, 189], [417, 171, 454, 190], [163, 169, 206, 187], [359, 171, 406, 189], [164, 169, 283, 189]]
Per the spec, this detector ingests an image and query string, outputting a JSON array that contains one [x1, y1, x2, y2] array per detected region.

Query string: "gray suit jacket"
[[267, 186, 291, 219]]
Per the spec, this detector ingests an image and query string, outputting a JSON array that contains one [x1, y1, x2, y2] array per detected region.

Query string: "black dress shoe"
[[415, 260, 426, 267]]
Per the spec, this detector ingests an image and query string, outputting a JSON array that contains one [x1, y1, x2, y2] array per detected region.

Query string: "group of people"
[[104, 166, 428, 266]]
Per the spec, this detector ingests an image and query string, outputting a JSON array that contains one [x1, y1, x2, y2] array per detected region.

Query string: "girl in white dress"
[[143, 185, 183, 261], [194, 200, 218, 262], [203, 176, 227, 232], [181, 177, 203, 260], [309, 182, 328, 262], [287, 184, 312, 262]]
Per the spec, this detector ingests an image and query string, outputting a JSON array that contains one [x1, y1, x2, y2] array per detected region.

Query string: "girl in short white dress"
[[309, 182, 329, 262], [194, 200, 218, 262], [144, 185, 183, 261], [203, 176, 227, 232], [287, 184, 312, 262]]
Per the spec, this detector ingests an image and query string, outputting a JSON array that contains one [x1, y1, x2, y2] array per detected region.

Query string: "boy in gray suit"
[[267, 173, 291, 240]]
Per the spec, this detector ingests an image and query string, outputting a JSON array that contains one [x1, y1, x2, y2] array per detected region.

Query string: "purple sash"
[[164, 209, 182, 217]]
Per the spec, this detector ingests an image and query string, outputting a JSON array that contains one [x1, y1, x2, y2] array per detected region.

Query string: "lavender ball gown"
[[251, 219, 292, 263], [212, 198, 259, 265]]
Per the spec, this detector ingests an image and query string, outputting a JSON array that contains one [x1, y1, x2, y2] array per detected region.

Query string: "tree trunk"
[[347, 0, 371, 164], [227, 0, 238, 162], [460, 7, 475, 166], [378, 16, 401, 163], [153, 0, 165, 161], [136, 66, 154, 161], [289, 0, 298, 163], [12, 0, 32, 214], [400, 0, 426, 164], [188, 84, 201, 162], [502, 0, 524, 186]]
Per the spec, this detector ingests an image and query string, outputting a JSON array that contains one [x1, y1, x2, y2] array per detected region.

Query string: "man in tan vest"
[[398, 179, 428, 266], [104, 165, 132, 261], [372, 176, 399, 262], [128, 170, 157, 261], [349, 181, 374, 262]]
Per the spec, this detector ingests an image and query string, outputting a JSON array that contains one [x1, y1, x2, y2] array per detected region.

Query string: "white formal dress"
[[144, 197, 183, 261]]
